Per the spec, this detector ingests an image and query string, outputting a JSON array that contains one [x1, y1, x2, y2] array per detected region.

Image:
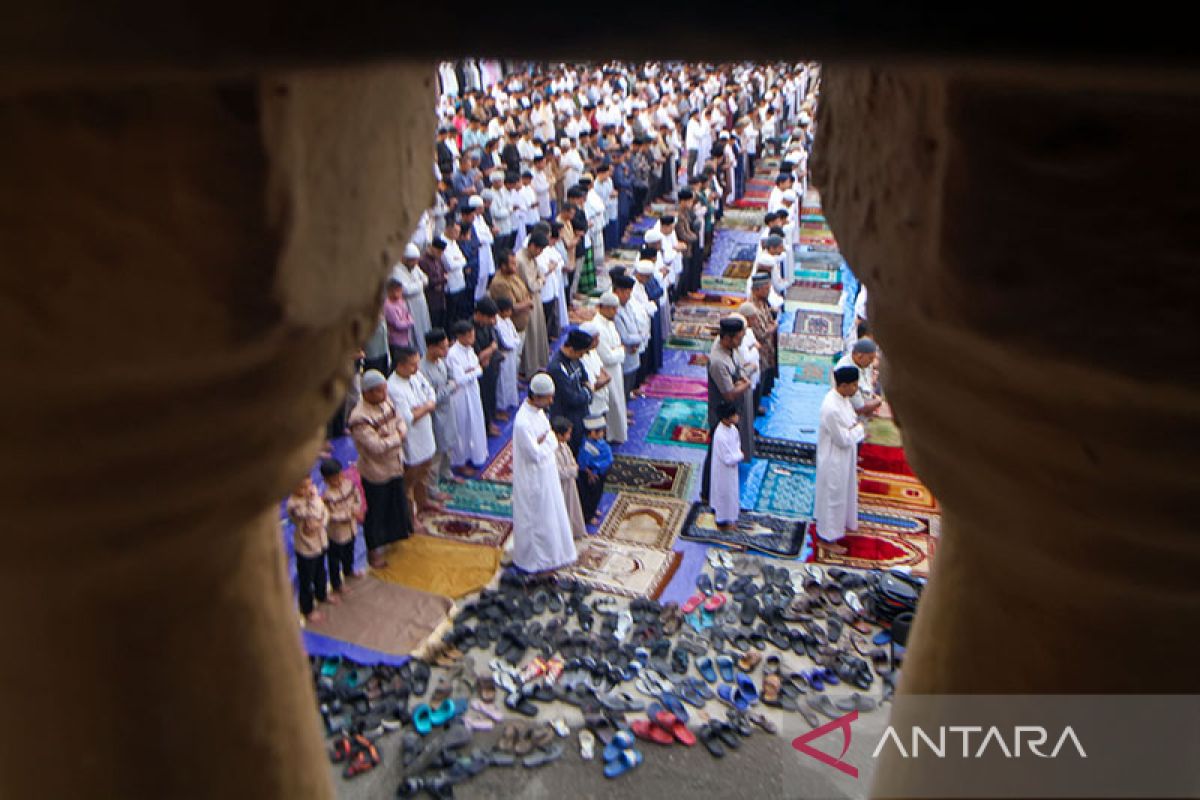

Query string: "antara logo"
[[871, 726, 1088, 759], [792, 711, 860, 778]]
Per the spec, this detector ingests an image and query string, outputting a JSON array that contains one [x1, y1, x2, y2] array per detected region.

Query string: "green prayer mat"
[[788, 353, 836, 383], [646, 399, 712, 449], [700, 275, 747, 294], [666, 336, 713, 353], [438, 479, 513, 519], [866, 417, 904, 448]]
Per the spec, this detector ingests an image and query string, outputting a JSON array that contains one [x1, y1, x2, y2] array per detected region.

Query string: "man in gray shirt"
[[707, 316, 755, 459], [612, 275, 644, 401], [419, 328, 460, 497]]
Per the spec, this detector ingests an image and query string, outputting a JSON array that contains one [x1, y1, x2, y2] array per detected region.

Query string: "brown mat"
[[565, 538, 682, 599], [597, 492, 690, 548], [305, 577, 453, 656]]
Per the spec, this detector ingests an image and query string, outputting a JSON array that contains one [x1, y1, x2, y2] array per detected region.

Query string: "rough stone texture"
[[0, 63, 432, 798], [814, 62, 1200, 703]]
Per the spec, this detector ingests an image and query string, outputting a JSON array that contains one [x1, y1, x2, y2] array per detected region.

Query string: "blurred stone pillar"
[[0, 63, 434, 797], [814, 66, 1200, 693]]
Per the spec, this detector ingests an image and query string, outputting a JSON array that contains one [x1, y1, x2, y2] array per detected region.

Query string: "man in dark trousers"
[[547, 327, 595, 455], [473, 297, 502, 437], [420, 237, 449, 333]]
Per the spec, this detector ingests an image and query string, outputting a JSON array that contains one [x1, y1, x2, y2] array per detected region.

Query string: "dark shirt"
[[419, 252, 447, 312], [547, 351, 592, 422], [501, 143, 521, 174], [474, 321, 501, 379]]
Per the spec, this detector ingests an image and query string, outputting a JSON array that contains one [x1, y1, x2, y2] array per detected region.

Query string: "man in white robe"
[[446, 321, 488, 471], [815, 366, 866, 553], [593, 294, 628, 443], [511, 373, 578, 573], [833, 338, 883, 417], [391, 243, 431, 354], [578, 321, 611, 421], [470, 196, 496, 301]]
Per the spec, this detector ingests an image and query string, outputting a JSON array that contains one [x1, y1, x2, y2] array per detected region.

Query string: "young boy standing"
[[493, 296, 521, 418], [576, 414, 614, 526], [320, 458, 363, 595], [709, 400, 745, 530], [552, 417, 587, 539], [446, 320, 488, 474], [287, 475, 334, 622]]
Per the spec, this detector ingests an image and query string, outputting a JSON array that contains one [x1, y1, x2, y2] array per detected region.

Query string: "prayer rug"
[[723, 260, 755, 280], [671, 320, 718, 339], [438, 479, 513, 518], [646, 399, 711, 449], [305, 578, 453, 656], [779, 332, 843, 356], [754, 435, 817, 465], [681, 504, 808, 558], [858, 469, 939, 512], [701, 275, 750, 294], [688, 354, 710, 367], [792, 310, 843, 337], [680, 292, 744, 310], [859, 443, 915, 477], [857, 504, 940, 537], [607, 455, 694, 499], [373, 534, 501, 598], [674, 304, 727, 324], [666, 335, 713, 353], [597, 492, 689, 549], [480, 440, 514, 483], [809, 524, 937, 577], [753, 460, 816, 518], [789, 352, 835, 383], [794, 268, 841, 284], [730, 197, 766, 209], [642, 374, 709, 402], [421, 512, 512, 548], [866, 416, 904, 447], [733, 245, 758, 262], [785, 285, 843, 306], [565, 538, 682, 599]]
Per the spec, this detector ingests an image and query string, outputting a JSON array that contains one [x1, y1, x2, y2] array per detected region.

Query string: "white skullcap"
[[362, 370, 387, 391], [738, 302, 758, 318], [404, 243, 420, 259], [599, 292, 620, 308], [781, 190, 797, 202], [635, 260, 656, 276], [529, 373, 555, 396], [560, 137, 571, 147], [580, 320, 602, 336], [468, 195, 484, 209], [490, 171, 505, 182], [643, 229, 664, 244], [533, 148, 544, 158]]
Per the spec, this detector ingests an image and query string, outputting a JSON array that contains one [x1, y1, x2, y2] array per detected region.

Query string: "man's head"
[[678, 188, 694, 208], [402, 242, 420, 267], [598, 292, 620, 319], [442, 220, 460, 241], [528, 372, 555, 408], [452, 320, 475, 348], [425, 328, 449, 359], [851, 338, 878, 369], [834, 365, 860, 397], [718, 316, 746, 350], [562, 327, 593, 359], [613, 274, 636, 304], [361, 369, 389, 405], [634, 260, 655, 284], [429, 237, 447, 257], [475, 297, 499, 326], [765, 234, 785, 257], [527, 231, 549, 256], [584, 414, 607, 439], [496, 247, 516, 275], [393, 346, 420, 377]]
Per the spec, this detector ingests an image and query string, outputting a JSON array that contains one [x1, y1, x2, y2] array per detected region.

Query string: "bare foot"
[[824, 542, 849, 555], [307, 610, 326, 623], [326, 592, 342, 605], [449, 475, 466, 484], [350, 570, 367, 580], [495, 411, 510, 422], [430, 490, 451, 501], [458, 466, 477, 477], [487, 425, 502, 437], [420, 502, 446, 512]]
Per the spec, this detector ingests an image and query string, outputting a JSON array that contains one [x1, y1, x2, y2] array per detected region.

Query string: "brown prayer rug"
[[597, 492, 690, 548]]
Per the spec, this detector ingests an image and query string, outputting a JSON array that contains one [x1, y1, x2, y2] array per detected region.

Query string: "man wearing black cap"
[[420, 238, 449, 333], [612, 149, 635, 241], [676, 189, 701, 293], [548, 328, 595, 454], [815, 366, 866, 554], [473, 297, 502, 436], [707, 316, 755, 460]]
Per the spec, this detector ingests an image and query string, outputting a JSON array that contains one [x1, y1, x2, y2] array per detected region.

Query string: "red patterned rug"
[[858, 469, 938, 512], [481, 441, 514, 483], [858, 443, 916, 477], [808, 523, 937, 577]]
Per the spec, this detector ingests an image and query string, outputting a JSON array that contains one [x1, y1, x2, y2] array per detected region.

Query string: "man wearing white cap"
[[488, 172, 514, 249], [391, 243, 431, 354], [468, 195, 496, 301], [511, 373, 578, 573], [560, 139, 584, 192], [592, 294, 628, 442], [578, 320, 611, 422]]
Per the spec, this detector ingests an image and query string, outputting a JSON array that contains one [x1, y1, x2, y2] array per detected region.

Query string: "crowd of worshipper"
[[285, 60, 870, 625]]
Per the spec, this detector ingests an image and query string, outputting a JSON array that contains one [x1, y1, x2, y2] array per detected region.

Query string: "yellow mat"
[[371, 534, 501, 599]]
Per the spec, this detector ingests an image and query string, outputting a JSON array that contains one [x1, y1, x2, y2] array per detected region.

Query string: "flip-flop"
[[834, 693, 879, 713], [703, 593, 727, 613], [697, 574, 714, 596], [579, 729, 596, 761], [602, 730, 635, 763], [631, 719, 675, 745], [523, 742, 564, 768], [808, 694, 841, 720], [736, 672, 759, 705], [713, 567, 729, 591], [603, 747, 644, 778], [716, 655, 735, 682], [659, 692, 690, 722], [682, 594, 704, 614], [746, 711, 778, 734], [697, 657, 718, 683], [428, 698, 459, 727], [654, 713, 697, 746], [873, 630, 892, 646], [699, 723, 725, 757], [717, 684, 749, 712], [798, 706, 821, 728], [412, 703, 434, 735], [470, 698, 503, 722]]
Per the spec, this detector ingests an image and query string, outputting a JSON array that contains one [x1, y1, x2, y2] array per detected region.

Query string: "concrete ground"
[[335, 695, 889, 800]]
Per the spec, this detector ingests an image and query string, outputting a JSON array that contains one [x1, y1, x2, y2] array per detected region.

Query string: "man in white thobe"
[[593, 293, 628, 443], [391, 243, 431, 354], [470, 196, 496, 301], [815, 366, 866, 553], [511, 373, 578, 573], [446, 322, 488, 471], [387, 345, 441, 530], [833, 339, 883, 417], [578, 321, 611, 421]]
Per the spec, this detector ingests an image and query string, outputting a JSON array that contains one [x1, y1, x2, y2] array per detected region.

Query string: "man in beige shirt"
[[348, 370, 410, 568]]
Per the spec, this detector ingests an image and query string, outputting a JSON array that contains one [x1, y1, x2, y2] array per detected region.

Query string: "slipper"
[[716, 655, 735, 682], [412, 703, 434, 735], [656, 713, 697, 747], [550, 718, 570, 738], [697, 657, 718, 683], [803, 670, 825, 692], [463, 710, 494, 731], [713, 721, 742, 749], [631, 719, 675, 745], [713, 567, 729, 591], [697, 574, 714, 596], [808, 694, 841, 720], [761, 674, 782, 707], [737, 650, 762, 672], [703, 593, 727, 613], [476, 673, 496, 704], [763, 655, 781, 675], [739, 596, 759, 626], [717, 684, 749, 712], [410, 661, 431, 696], [579, 729, 596, 761], [602, 730, 635, 762], [834, 693, 879, 713], [873, 630, 892, 646], [603, 747, 644, 779], [681, 593, 704, 614], [699, 723, 725, 758], [428, 698, 459, 727], [523, 742, 564, 768], [587, 714, 617, 747], [659, 692, 690, 722], [799, 706, 821, 728], [736, 672, 759, 705]]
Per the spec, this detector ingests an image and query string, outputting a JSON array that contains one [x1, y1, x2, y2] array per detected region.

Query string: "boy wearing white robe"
[[815, 366, 867, 553], [592, 297, 628, 442], [709, 402, 745, 528], [511, 374, 578, 572], [494, 299, 521, 412], [446, 322, 489, 470]]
